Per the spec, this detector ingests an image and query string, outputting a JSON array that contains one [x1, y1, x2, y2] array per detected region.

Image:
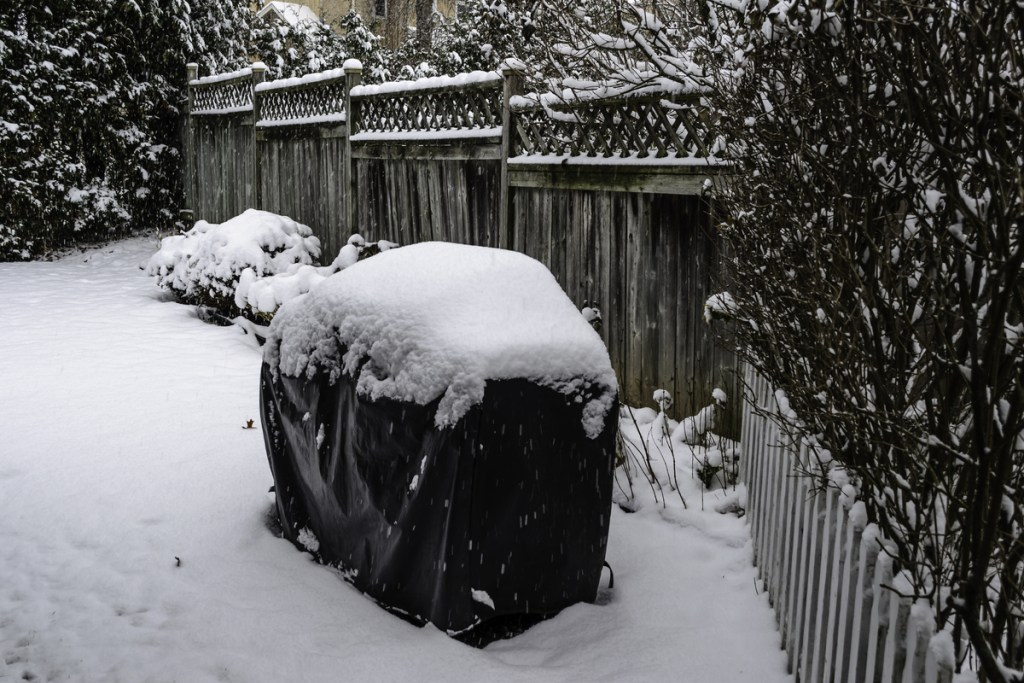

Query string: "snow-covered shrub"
[[673, 388, 726, 447], [235, 234, 398, 324], [615, 388, 736, 512], [147, 210, 320, 319]]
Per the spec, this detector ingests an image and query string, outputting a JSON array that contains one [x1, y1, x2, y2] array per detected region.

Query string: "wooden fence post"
[[499, 61, 525, 251], [181, 62, 199, 228], [251, 61, 266, 212], [343, 59, 363, 238]]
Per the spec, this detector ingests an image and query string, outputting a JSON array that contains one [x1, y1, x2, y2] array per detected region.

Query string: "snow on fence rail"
[[189, 65, 255, 115], [186, 62, 725, 156], [349, 71, 503, 140], [255, 68, 348, 128], [509, 91, 719, 162], [742, 365, 955, 683]]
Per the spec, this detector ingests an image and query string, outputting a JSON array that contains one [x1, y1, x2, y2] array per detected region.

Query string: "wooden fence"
[[741, 364, 956, 683], [182, 60, 735, 433]]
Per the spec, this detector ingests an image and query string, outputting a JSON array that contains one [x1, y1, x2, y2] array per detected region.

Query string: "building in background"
[[255, 1, 321, 28], [254, 0, 456, 48]]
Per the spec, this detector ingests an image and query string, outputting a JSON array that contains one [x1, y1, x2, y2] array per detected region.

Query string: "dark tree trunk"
[[415, 0, 433, 50]]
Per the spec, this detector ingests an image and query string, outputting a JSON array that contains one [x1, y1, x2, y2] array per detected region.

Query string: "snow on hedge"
[[146, 209, 320, 308], [235, 234, 397, 319], [265, 242, 617, 438]]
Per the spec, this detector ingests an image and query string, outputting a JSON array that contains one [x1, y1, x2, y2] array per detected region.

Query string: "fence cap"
[[251, 61, 268, 72], [342, 58, 363, 74], [499, 58, 527, 75]]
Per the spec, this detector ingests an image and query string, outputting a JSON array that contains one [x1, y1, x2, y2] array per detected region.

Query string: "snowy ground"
[[0, 238, 789, 683]]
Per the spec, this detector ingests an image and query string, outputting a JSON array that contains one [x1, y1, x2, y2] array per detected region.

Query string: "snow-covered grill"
[[260, 242, 618, 638]]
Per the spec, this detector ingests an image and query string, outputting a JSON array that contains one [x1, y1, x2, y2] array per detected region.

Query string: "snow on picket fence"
[[742, 365, 956, 683]]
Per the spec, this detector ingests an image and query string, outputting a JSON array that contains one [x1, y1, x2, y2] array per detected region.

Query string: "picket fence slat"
[[800, 481, 821, 680], [833, 510, 860, 683], [752, 374, 770, 574], [904, 600, 931, 683], [747, 377, 762, 568], [765, 428, 783, 605], [788, 471, 810, 674], [777, 444, 797, 644], [810, 489, 836, 682], [779, 442, 792, 598], [741, 366, 954, 683], [846, 527, 876, 682], [821, 490, 846, 681], [785, 471, 807, 671]]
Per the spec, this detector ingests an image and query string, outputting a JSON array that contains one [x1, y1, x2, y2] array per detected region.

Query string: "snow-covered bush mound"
[[265, 242, 617, 437], [617, 389, 738, 513], [235, 234, 398, 324], [147, 209, 321, 317]]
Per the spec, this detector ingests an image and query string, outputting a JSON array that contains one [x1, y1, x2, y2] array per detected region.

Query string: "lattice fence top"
[[191, 77, 253, 115], [510, 93, 720, 161], [352, 80, 502, 135], [257, 77, 347, 127], [186, 66, 723, 162]]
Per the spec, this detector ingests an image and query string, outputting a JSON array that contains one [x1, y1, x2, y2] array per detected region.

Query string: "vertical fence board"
[[903, 601, 931, 683], [866, 553, 894, 682], [882, 592, 912, 683], [750, 389, 769, 570], [833, 513, 861, 683], [745, 374, 760, 557], [772, 432, 790, 607], [790, 463, 815, 675], [822, 491, 848, 681], [798, 472, 824, 681], [765, 433, 784, 606], [777, 444, 797, 644], [810, 490, 838, 682]]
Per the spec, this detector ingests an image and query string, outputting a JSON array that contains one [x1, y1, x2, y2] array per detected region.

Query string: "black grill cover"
[[260, 361, 617, 635]]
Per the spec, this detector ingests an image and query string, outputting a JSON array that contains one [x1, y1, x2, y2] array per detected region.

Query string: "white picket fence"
[[741, 365, 956, 683]]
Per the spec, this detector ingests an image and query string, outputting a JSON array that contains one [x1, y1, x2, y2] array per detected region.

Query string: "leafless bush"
[[709, 1, 1024, 679]]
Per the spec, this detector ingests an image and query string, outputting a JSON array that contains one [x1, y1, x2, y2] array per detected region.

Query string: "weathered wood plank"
[[509, 165, 714, 196], [866, 552, 895, 682], [810, 490, 838, 682], [778, 444, 799, 644], [352, 142, 501, 161], [834, 507, 861, 683], [881, 589, 912, 683], [823, 488, 850, 682], [787, 472, 810, 673]]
